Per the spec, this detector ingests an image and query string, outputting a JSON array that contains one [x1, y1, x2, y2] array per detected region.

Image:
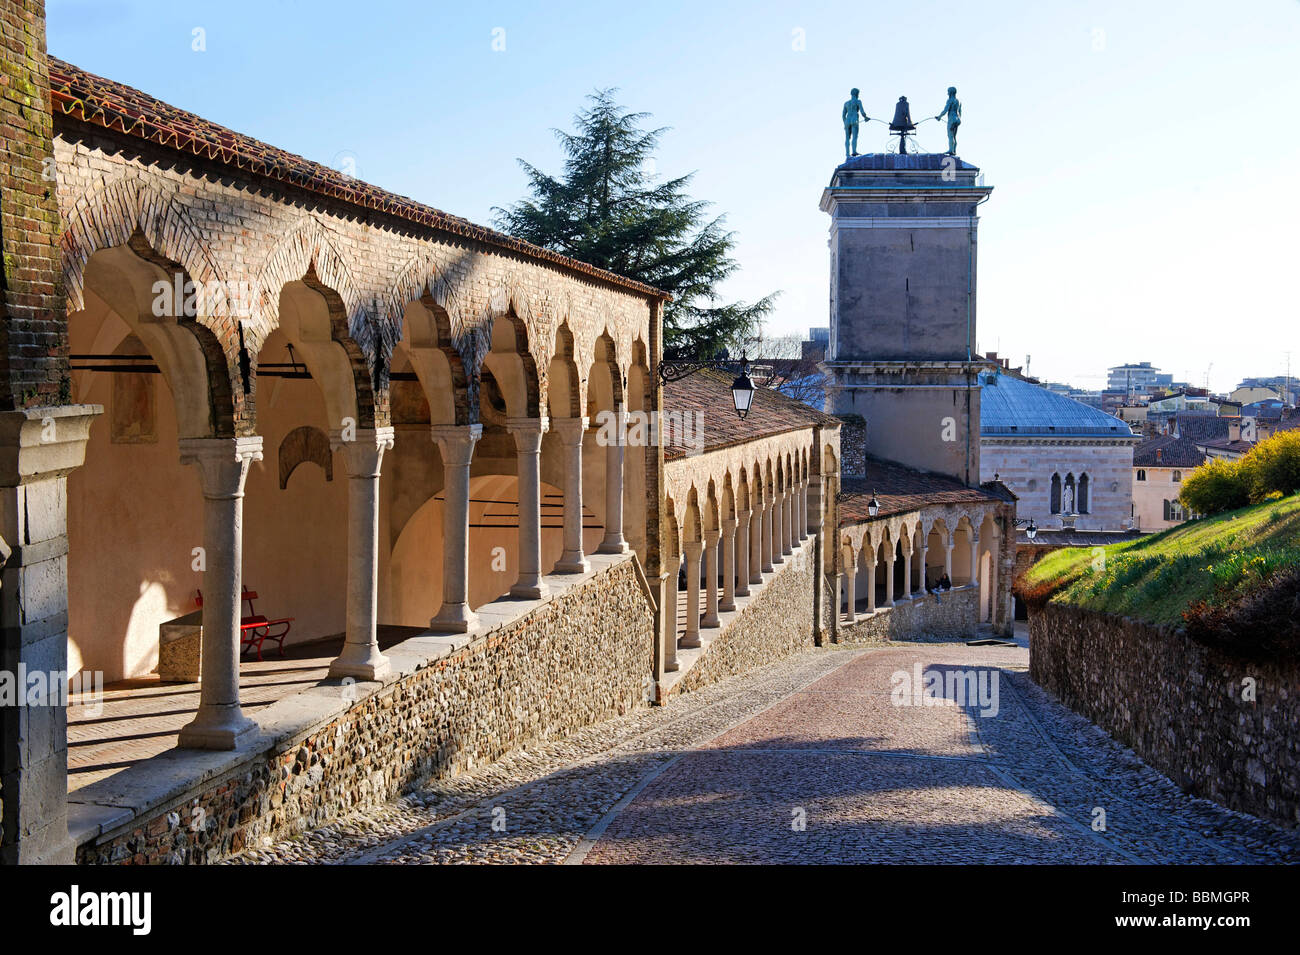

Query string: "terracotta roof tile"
[[838, 457, 1010, 526], [47, 57, 669, 301], [661, 369, 838, 461], [1134, 435, 1206, 468]]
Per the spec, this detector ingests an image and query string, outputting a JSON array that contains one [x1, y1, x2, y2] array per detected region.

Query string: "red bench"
[[195, 587, 294, 661]]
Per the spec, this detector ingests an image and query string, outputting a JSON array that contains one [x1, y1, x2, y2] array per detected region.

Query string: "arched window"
[[1137, 469, 1146, 482], [1050, 473, 1062, 514], [1078, 473, 1090, 514]]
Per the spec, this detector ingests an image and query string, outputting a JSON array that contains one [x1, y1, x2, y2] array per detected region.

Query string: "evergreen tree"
[[493, 90, 775, 359]]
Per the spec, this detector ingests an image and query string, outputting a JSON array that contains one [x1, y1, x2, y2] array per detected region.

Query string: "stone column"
[[944, 540, 953, 580], [918, 544, 928, 593], [0, 406, 99, 864], [553, 417, 590, 574], [681, 540, 702, 648], [597, 405, 628, 554], [701, 527, 721, 627], [664, 534, 680, 673], [772, 490, 786, 564], [735, 508, 752, 597], [785, 486, 796, 553], [900, 544, 913, 601], [865, 556, 877, 613], [177, 435, 263, 750], [430, 424, 482, 632], [720, 518, 737, 611], [506, 417, 549, 599], [843, 546, 857, 622], [883, 552, 894, 606], [969, 536, 980, 586], [761, 494, 774, 573], [329, 427, 395, 681]]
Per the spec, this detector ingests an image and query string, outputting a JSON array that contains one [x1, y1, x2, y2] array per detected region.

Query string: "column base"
[[772, 554, 784, 565], [431, 603, 478, 633], [597, 537, 630, 555], [701, 613, 721, 628], [554, 553, 591, 574], [735, 586, 750, 597], [679, 631, 702, 649], [761, 563, 774, 574], [664, 660, 680, 673], [177, 708, 257, 751], [510, 577, 550, 600], [719, 598, 736, 612], [328, 646, 391, 682]]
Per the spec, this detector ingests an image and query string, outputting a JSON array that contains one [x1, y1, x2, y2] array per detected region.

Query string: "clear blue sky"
[[47, 0, 1300, 394]]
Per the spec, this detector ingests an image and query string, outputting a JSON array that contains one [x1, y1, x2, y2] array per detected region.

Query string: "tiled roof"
[[1198, 437, 1254, 454], [661, 370, 839, 461], [1134, 436, 1206, 468], [1174, 414, 1233, 443], [980, 373, 1134, 437], [836, 153, 979, 172], [838, 457, 1010, 526], [47, 58, 669, 301]]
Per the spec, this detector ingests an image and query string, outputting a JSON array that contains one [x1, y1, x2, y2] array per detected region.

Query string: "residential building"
[[1133, 436, 1205, 530]]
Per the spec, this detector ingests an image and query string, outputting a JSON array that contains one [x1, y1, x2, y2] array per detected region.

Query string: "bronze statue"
[[842, 88, 870, 159], [935, 87, 961, 155]]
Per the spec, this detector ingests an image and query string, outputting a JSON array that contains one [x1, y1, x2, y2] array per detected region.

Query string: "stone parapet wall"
[[75, 557, 654, 863], [837, 586, 979, 644], [1030, 604, 1300, 828], [673, 547, 817, 694]]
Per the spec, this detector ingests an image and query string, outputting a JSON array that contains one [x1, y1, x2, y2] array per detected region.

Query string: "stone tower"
[[820, 153, 993, 485]]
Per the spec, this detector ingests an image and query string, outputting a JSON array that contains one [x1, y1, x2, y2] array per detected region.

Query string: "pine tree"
[[493, 90, 775, 359]]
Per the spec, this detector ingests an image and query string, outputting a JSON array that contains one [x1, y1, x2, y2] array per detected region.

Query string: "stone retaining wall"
[[837, 586, 980, 644], [76, 558, 655, 863], [673, 547, 817, 694], [1030, 603, 1300, 828]]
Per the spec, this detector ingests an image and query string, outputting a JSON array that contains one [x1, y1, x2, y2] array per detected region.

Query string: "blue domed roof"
[[980, 373, 1132, 437]]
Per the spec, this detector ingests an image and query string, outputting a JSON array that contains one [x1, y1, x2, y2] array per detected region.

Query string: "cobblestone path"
[[232, 639, 1300, 865]]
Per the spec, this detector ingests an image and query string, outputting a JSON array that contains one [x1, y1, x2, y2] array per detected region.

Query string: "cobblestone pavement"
[[230, 638, 1300, 865]]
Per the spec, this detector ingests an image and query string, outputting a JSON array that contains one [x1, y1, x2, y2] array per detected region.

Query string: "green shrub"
[[1179, 457, 1249, 515], [1240, 430, 1300, 501]]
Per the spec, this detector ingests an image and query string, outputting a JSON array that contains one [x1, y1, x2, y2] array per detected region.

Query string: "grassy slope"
[[1022, 493, 1300, 627]]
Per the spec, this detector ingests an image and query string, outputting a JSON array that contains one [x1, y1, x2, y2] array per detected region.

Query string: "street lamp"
[[1026, 518, 1037, 540], [867, 490, 880, 518], [657, 354, 758, 420], [731, 361, 755, 420]]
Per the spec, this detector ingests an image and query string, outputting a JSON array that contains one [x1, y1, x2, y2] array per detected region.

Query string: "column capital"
[[703, 526, 721, 544], [551, 416, 589, 445], [331, 426, 395, 477], [507, 416, 548, 453], [736, 508, 752, 521], [178, 435, 264, 499], [721, 518, 737, 534], [0, 404, 102, 486], [430, 423, 482, 466], [682, 539, 703, 558]]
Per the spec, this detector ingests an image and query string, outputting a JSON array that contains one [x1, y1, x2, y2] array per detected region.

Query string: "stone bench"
[[158, 610, 203, 683]]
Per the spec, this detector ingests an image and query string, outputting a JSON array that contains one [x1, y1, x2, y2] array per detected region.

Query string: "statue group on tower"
[[841, 87, 962, 159]]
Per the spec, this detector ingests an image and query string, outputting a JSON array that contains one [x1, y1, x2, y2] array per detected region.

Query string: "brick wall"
[[0, 0, 67, 409], [1030, 604, 1300, 828]]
